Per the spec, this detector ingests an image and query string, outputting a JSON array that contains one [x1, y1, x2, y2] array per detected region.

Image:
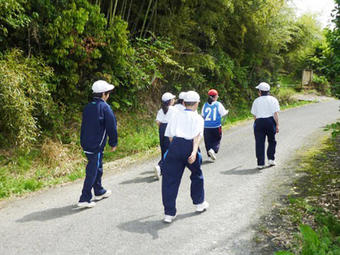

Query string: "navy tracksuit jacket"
[[79, 97, 118, 202]]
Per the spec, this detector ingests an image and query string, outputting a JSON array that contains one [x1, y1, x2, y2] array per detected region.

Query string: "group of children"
[[77, 80, 280, 224], [155, 89, 228, 222]]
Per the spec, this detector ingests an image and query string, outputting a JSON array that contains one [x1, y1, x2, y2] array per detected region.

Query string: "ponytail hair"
[[176, 99, 184, 105], [260, 90, 269, 96], [207, 95, 214, 104], [161, 100, 171, 114]]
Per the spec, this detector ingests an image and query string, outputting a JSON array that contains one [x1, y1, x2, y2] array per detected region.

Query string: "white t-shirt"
[[156, 106, 177, 123], [251, 95, 280, 118], [174, 103, 186, 111], [165, 110, 204, 140], [201, 101, 229, 117]]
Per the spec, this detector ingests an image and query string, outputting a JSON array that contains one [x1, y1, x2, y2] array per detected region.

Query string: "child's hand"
[[111, 146, 117, 152], [188, 152, 196, 164]]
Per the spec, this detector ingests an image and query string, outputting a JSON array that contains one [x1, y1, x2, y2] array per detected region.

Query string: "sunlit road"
[[0, 99, 339, 255]]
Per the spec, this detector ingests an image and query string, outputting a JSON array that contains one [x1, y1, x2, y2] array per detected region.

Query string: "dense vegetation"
[[0, 0, 338, 198], [0, 0, 338, 150]]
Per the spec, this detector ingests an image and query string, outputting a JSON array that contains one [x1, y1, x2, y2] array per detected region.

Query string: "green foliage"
[[312, 74, 330, 95], [305, 0, 340, 98], [274, 129, 340, 255], [272, 87, 297, 106], [103, 112, 159, 161], [324, 122, 340, 138], [298, 224, 340, 255], [0, 49, 54, 149], [0, 0, 30, 43], [275, 252, 294, 255]]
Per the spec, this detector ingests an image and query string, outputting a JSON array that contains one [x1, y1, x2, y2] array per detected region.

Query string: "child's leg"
[[203, 128, 211, 156], [158, 123, 168, 166], [211, 127, 222, 153], [266, 118, 277, 161], [162, 152, 186, 216], [79, 153, 99, 202], [93, 152, 106, 196], [186, 151, 205, 205], [254, 120, 266, 166]]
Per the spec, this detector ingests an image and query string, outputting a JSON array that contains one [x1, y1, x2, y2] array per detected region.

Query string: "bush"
[[0, 49, 54, 150], [312, 74, 330, 95], [272, 87, 297, 106]]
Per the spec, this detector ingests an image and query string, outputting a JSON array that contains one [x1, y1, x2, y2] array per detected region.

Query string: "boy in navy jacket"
[[78, 80, 118, 208]]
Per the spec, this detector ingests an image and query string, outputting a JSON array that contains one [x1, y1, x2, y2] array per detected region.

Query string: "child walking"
[[201, 89, 228, 160], [161, 91, 209, 223], [78, 80, 118, 208], [174, 91, 186, 111], [155, 92, 177, 179]]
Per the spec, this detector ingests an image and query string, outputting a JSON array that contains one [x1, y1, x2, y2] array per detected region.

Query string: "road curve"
[[0, 99, 339, 255]]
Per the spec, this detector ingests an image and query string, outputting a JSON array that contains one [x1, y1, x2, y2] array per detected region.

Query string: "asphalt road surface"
[[0, 99, 339, 255]]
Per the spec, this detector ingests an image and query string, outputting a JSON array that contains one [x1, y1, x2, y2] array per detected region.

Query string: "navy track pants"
[[79, 152, 106, 202], [253, 117, 277, 166], [204, 126, 222, 156], [162, 137, 205, 216], [158, 123, 170, 167]]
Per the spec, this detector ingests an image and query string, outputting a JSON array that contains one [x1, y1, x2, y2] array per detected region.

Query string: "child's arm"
[[104, 106, 118, 149], [188, 134, 202, 164]]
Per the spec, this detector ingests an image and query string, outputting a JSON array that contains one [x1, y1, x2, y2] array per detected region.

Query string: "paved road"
[[0, 100, 339, 255]]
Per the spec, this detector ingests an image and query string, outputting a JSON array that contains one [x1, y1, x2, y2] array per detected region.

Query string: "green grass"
[[272, 129, 340, 254], [277, 75, 300, 89]]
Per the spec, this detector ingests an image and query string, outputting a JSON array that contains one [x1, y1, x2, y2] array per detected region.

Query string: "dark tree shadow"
[[221, 165, 263, 175], [17, 205, 85, 223], [120, 175, 158, 185], [117, 212, 199, 239]]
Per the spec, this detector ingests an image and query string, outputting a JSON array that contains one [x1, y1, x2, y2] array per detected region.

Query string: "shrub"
[[0, 49, 54, 150], [312, 74, 330, 95], [272, 87, 297, 106]]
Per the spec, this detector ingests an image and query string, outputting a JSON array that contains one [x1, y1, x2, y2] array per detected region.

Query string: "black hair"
[[92, 90, 112, 98], [207, 95, 215, 104], [260, 90, 269, 96], [176, 99, 184, 105], [184, 101, 197, 107], [161, 99, 171, 114]]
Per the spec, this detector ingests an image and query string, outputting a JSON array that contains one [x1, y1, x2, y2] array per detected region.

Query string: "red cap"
[[208, 89, 218, 96]]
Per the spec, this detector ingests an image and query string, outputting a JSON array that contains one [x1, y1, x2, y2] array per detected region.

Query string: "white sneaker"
[[94, 190, 112, 201], [208, 149, 216, 160], [163, 214, 176, 223], [77, 201, 96, 208], [268, 160, 276, 166], [154, 165, 161, 180], [196, 201, 209, 212], [257, 165, 265, 169]]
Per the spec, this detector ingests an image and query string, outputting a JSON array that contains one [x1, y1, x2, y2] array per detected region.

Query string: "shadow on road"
[[221, 166, 261, 175], [140, 171, 155, 175], [202, 160, 214, 165], [120, 175, 158, 185], [16, 205, 84, 222], [117, 212, 199, 239]]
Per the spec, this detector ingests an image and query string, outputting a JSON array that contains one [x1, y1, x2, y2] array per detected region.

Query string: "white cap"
[[162, 92, 176, 101], [178, 92, 187, 100], [92, 80, 114, 93], [255, 82, 270, 91], [183, 91, 200, 102]]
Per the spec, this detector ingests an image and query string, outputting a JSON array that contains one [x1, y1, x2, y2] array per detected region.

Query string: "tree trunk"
[[140, 0, 153, 37]]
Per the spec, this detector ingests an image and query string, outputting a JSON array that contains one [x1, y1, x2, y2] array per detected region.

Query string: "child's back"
[[81, 98, 117, 154]]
